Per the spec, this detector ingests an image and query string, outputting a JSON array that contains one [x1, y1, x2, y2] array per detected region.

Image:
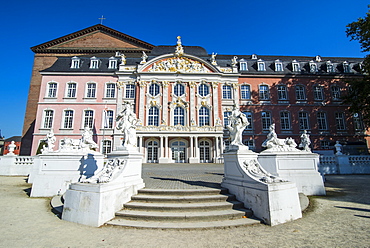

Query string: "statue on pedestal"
[[299, 130, 311, 152], [80, 127, 99, 150], [227, 104, 249, 146], [7, 141, 16, 155], [262, 124, 299, 152], [335, 141, 343, 155], [42, 130, 56, 153], [116, 102, 137, 148]]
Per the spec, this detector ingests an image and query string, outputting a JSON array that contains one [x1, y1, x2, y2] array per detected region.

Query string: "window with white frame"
[[275, 60, 283, 72], [353, 113, 363, 131], [243, 111, 253, 130], [331, 86, 341, 100], [63, 110, 74, 129], [280, 111, 291, 130], [261, 111, 272, 130], [327, 61, 334, 73], [148, 107, 159, 126], [277, 85, 288, 100], [199, 107, 210, 126], [66, 82, 76, 98], [105, 83, 116, 98], [198, 83, 209, 97], [108, 57, 117, 69], [103, 110, 114, 129], [174, 83, 185, 97], [298, 111, 310, 130], [313, 85, 324, 100], [222, 85, 232, 99], [149, 83, 160, 96], [243, 139, 255, 150], [71, 56, 80, 69], [240, 62, 248, 71], [335, 112, 346, 130], [47, 82, 57, 98], [90, 57, 99, 69], [223, 111, 231, 126], [257, 60, 265, 71], [174, 107, 185, 125], [259, 85, 270, 100], [102, 140, 112, 154], [343, 61, 351, 73], [43, 110, 54, 129], [86, 83, 96, 98], [125, 84, 135, 98], [292, 60, 300, 72], [320, 140, 330, 149], [309, 61, 318, 73], [240, 85, 251, 99], [317, 112, 328, 130], [295, 85, 306, 100], [84, 110, 94, 129]]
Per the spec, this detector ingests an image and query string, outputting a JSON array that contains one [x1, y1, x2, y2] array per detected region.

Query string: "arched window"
[[86, 83, 96, 98], [63, 110, 74, 129], [198, 84, 209, 97], [280, 111, 291, 130], [240, 85, 251, 99], [149, 83, 160, 96], [47, 82, 57, 98], [199, 107, 210, 126], [174, 107, 185, 125], [84, 110, 94, 128], [243, 112, 253, 130], [147, 140, 158, 163], [259, 85, 270, 100], [174, 84, 185, 96], [105, 83, 116, 98], [103, 110, 114, 129], [317, 112, 328, 130], [66, 82, 76, 98], [299, 111, 310, 130], [148, 107, 159, 126], [43, 110, 54, 128], [261, 111, 272, 130]]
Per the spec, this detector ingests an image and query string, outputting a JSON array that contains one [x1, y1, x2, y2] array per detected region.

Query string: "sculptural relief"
[[80, 158, 125, 183], [262, 124, 300, 152], [243, 159, 288, 184], [148, 57, 211, 73]]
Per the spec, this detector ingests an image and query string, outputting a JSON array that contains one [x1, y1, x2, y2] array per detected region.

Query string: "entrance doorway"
[[199, 140, 211, 163], [147, 140, 158, 163], [171, 140, 186, 163]]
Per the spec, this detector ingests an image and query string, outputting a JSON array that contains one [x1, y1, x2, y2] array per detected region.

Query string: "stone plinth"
[[258, 151, 326, 195], [30, 152, 104, 197], [62, 148, 145, 227], [221, 146, 302, 226]]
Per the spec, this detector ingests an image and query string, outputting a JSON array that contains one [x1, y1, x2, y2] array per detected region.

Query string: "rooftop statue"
[[175, 36, 184, 57], [231, 56, 238, 67], [299, 130, 312, 152], [227, 103, 249, 147], [211, 52, 217, 65], [116, 102, 137, 148], [140, 51, 148, 64], [262, 124, 299, 152]]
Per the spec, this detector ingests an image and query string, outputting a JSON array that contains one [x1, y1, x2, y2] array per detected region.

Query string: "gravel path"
[[0, 174, 369, 248]]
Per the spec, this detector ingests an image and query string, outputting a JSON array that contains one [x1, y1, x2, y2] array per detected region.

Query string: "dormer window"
[[275, 60, 283, 72], [71, 56, 80, 69], [251, 54, 258, 59], [239, 60, 248, 71], [292, 60, 300, 72], [326, 61, 334, 73], [108, 57, 118, 69], [90, 57, 100, 69], [309, 60, 318, 73], [257, 59, 265, 71], [343, 61, 351, 73]]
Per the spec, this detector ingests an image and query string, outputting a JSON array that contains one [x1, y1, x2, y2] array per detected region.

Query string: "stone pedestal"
[[258, 151, 326, 195], [221, 146, 302, 226], [62, 147, 145, 227], [30, 152, 104, 197]]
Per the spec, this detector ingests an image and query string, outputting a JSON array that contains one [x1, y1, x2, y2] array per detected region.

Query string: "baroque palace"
[[21, 24, 366, 162]]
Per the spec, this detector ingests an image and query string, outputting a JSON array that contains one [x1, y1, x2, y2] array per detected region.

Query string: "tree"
[[342, 7, 370, 127]]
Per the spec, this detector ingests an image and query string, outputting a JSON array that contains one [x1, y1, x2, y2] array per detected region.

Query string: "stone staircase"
[[107, 188, 261, 229]]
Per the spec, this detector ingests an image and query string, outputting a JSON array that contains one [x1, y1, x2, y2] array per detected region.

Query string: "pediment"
[[142, 56, 216, 73], [31, 24, 154, 53]]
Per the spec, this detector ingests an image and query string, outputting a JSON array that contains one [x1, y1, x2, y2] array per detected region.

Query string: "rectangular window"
[[104, 110, 114, 129], [354, 114, 363, 131], [275, 63, 283, 72], [295, 85, 306, 100], [313, 86, 324, 100], [259, 85, 270, 100], [335, 112, 346, 130], [199, 107, 210, 126], [84, 110, 94, 128], [310, 63, 317, 73], [223, 111, 231, 126], [299, 112, 310, 130], [102, 140, 112, 154], [258, 62, 265, 71], [240, 62, 247, 71], [280, 111, 291, 130], [240, 85, 251, 99], [43, 110, 54, 129], [105, 84, 116, 98], [148, 107, 159, 126], [331, 86, 341, 100], [125, 84, 135, 98], [243, 112, 253, 130], [63, 110, 74, 129], [90, 60, 99, 69], [222, 85, 232, 99], [317, 112, 328, 130], [48, 83, 57, 98], [320, 141, 330, 149], [86, 83, 96, 98], [277, 85, 288, 100], [109, 60, 117, 69], [261, 111, 272, 130], [66, 83, 76, 98], [292, 63, 300, 72], [244, 139, 255, 150]]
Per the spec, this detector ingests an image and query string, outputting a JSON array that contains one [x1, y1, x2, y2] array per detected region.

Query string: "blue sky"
[[0, 0, 368, 138]]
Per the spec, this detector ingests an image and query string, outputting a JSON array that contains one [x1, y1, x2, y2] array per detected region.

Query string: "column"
[[165, 136, 168, 158], [195, 136, 199, 158], [211, 82, 219, 124], [189, 81, 196, 125], [139, 136, 143, 154], [162, 81, 169, 124], [138, 81, 147, 123], [160, 136, 164, 158], [215, 136, 219, 160], [190, 136, 194, 158]]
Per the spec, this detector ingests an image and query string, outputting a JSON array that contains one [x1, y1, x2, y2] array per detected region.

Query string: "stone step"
[[123, 200, 245, 212], [107, 217, 261, 229], [115, 208, 253, 222], [131, 193, 235, 203], [137, 188, 228, 196]]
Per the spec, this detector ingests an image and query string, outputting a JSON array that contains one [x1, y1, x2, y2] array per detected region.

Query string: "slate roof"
[[4, 136, 22, 142]]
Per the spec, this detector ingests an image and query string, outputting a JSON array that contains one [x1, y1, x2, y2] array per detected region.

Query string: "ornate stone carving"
[[116, 102, 138, 148], [139, 81, 147, 88], [227, 104, 249, 147], [231, 56, 238, 67], [140, 51, 148, 64], [175, 36, 184, 57], [162, 81, 169, 88], [299, 130, 312, 152], [120, 53, 126, 65], [243, 159, 288, 184], [116, 81, 125, 89], [80, 158, 126, 183], [262, 124, 299, 152], [59, 127, 98, 152], [211, 52, 217, 65], [189, 81, 197, 88], [41, 130, 56, 153], [148, 57, 211, 73], [211, 81, 219, 88]]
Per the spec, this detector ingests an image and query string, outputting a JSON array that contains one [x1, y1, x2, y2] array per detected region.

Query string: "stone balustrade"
[[318, 154, 370, 175]]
